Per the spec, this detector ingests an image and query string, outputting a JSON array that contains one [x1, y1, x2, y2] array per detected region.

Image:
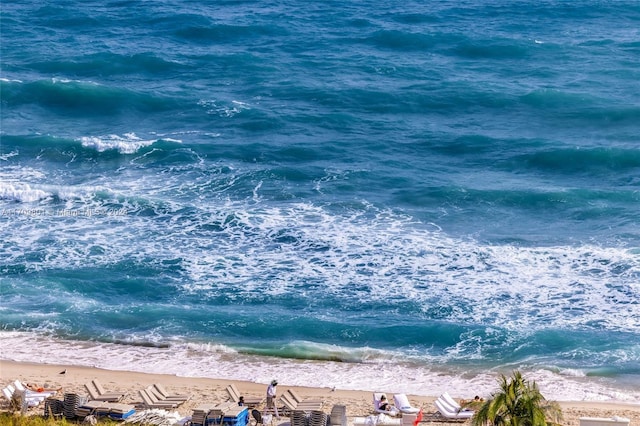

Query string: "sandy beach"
[[1, 360, 638, 425]]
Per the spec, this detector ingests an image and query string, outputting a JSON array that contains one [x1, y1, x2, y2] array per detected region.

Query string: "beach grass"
[[0, 412, 118, 426]]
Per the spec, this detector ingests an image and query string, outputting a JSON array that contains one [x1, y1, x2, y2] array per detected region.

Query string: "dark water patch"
[[448, 37, 531, 60], [392, 12, 441, 25], [173, 23, 286, 44], [580, 106, 640, 126], [427, 135, 544, 157], [346, 17, 373, 28], [146, 11, 212, 29], [269, 82, 515, 117], [29, 52, 183, 77], [366, 29, 442, 51], [1, 79, 179, 116], [32, 5, 101, 29], [395, 184, 639, 218], [517, 147, 640, 175], [521, 90, 640, 127]]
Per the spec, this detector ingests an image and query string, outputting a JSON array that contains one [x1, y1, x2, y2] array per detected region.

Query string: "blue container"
[[222, 407, 249, 426]]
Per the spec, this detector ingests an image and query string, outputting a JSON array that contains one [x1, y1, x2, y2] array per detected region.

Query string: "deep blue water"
[[1, 0, 639, 402]]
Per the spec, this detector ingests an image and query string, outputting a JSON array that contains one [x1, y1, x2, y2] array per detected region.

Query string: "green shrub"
[[471, 370, 563, 426]]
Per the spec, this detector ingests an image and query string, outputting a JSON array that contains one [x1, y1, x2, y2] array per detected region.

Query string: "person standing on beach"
[[266, 380, 279, 418]]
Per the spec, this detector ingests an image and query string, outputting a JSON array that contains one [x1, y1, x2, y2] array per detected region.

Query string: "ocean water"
[[1, 0, 639, 403]]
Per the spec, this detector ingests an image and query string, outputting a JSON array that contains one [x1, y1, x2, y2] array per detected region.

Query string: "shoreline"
[[3, 331, 638, 404], [2, 360, 639, 426]]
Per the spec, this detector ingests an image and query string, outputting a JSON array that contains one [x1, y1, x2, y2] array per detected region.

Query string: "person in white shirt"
[[266, 380, 279, 418]]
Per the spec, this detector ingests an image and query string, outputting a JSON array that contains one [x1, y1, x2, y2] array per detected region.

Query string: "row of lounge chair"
[[138, 384, 191, 409], [373, 391, 474, 422], [4, 377, 486, 425], [373, 392, 420, 416], [83, 379, 192, 411], [84, 379, 126, 402]]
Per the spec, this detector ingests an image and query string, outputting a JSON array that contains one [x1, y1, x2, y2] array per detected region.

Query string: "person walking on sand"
[[266, 380, 279, 418]]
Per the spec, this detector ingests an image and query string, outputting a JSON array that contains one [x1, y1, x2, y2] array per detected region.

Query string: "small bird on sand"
[[59, 369, 66, 375]]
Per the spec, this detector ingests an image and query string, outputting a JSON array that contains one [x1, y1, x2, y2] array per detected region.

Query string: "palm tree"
[[471, 370, 562, 426]]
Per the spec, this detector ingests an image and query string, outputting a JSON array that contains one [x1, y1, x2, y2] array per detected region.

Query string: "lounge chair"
[[226, 383, 264, 407], [278, 392, 321, 415], [286, 389, 323, 405], [330, 404, 347, 426], [191, 404, 214, 425], [152, 383, 191, 402], [147, 385, 188, 405], [290, 409, 309, 426], [2, 386, 20, 410], [89, 379, 126, 401], [441, 393, 467, 412], [2, 387, 13, 401], [309, 409, 328, 426], [4, 383, 49, 407], [373, 393, 399, 416], [285, 389, 323, 411], [84, 381, 125, 402], [138, 388, 180, 409], [13, 381, 57, 399], [579, 417, 631, 426], [439, 393, 475, 416], [434, 398, 474, 420], [393, 394, 420, 414], [146, 385, 188, 407], [279, 392, 298, 414], [75, 400, 136, 419]]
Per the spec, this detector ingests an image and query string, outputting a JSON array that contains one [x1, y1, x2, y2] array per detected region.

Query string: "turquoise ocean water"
[[1, 1, 639, 402]]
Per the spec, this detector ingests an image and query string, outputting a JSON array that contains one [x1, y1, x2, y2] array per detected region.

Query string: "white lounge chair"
[[5, 382, 50, 407], [84, 381, 125, 402], [373, 393, 399, 416], [441, 393, 467, 411], [434, 398, 474, 420], [13, 380, 57, 399], [393, 394, 420, 414], [580, 417, 630, 426]]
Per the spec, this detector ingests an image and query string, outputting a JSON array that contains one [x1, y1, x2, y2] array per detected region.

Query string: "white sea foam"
[[79, 133, 159, 154], [198, 99, 251, 117], [0, 182, 50, 202], [2, 169, 639, 399], [4, 188, 637, 335], [0, 151, 19, 161], [1, 331, 638, 403]]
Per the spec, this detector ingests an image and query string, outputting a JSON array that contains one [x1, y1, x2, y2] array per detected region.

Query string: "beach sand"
[[1, 360, 638, 425]]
